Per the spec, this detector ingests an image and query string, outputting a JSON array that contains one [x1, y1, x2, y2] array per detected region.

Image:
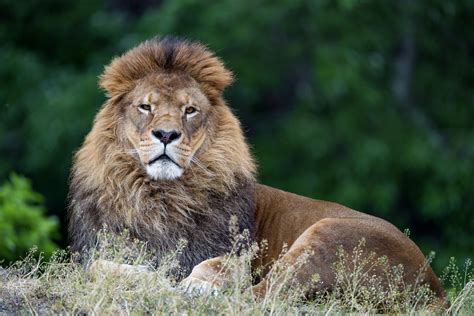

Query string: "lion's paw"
[[180, 276, 220, 296], [89, 259, 150, 279]]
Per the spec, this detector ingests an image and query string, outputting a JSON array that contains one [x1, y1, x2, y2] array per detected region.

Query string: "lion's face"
[[122, 73, 211, 180]]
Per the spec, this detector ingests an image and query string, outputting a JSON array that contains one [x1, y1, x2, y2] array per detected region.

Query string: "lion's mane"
[[68, 37, 256, 277]]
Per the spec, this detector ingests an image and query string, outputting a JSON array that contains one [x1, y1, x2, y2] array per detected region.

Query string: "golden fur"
[[69, 37, 445, 303]]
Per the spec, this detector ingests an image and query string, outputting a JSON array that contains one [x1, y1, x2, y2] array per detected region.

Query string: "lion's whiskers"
[[113, 148, 139, 157], [190, 157, 215, 177], [126, 148, 139, 156]]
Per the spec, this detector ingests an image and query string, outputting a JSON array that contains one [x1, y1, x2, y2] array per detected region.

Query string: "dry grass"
[[0, 232, 472, 315]]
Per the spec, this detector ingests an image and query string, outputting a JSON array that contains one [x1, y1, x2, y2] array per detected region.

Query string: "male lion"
[[68, 37, 444, 302]]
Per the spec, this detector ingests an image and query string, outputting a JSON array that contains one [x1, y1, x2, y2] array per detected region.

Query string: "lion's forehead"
[[132, 85, 209, 109]]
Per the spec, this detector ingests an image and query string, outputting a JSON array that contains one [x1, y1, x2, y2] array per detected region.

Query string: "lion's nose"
[[152, 129, 181, 145]]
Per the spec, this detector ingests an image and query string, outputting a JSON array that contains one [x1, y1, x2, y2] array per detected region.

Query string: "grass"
[[0, 232, 472, 315]]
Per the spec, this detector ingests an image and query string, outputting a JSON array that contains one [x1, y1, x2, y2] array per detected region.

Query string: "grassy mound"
[[0, 233, 472, 314]]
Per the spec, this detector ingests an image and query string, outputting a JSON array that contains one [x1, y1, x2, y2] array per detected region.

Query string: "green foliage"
[[0, 174, 58, 262], [0, 0, 472, 268]]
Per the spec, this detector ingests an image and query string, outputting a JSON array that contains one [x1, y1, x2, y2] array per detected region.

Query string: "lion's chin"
[[146, 160, 184, 180]]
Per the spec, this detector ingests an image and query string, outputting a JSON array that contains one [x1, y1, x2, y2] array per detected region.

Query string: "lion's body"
[[68, 37, 444, 303]]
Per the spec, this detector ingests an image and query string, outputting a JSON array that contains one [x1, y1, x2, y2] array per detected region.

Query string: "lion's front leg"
[[181, 256, 233, 295]]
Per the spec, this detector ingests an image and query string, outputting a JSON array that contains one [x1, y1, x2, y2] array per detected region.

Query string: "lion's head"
[[97, 37, 255, 182], [68, 37, 256, 276]]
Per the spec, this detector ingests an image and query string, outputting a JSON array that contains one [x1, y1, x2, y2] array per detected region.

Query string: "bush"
[[0, 174, 59, 262]]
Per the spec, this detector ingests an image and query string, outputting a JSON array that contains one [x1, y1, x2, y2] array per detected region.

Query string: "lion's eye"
[[185, 106, 197, 115], [138, 104, 151, 112]]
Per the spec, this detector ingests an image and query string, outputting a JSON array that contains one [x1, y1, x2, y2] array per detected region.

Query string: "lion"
[[68, 36, 444, 303]]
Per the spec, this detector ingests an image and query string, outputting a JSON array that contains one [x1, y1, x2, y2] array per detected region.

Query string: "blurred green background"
[[0, 0, 472, 272]]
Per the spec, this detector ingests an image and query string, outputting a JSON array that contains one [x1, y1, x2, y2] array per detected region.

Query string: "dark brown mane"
[[68, 37, 256, 279], [99, 36, 233, 102]]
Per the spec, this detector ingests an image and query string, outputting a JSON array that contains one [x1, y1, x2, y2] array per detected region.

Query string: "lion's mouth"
[[148, 154, 180, 166]]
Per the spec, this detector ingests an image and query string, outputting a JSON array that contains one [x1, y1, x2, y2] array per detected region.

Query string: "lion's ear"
[[99, 37, 234, 100], [99, 56, 137, 98], [172, 40, 234, 99]]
